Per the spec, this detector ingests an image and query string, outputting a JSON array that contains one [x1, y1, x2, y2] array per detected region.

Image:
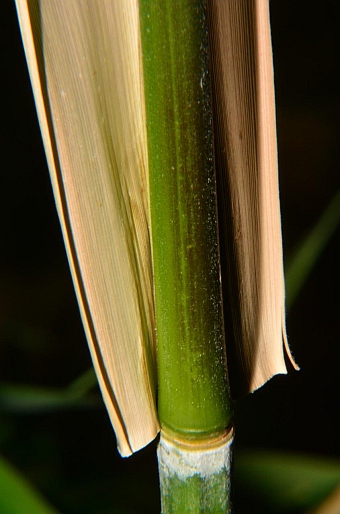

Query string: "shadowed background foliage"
[[1, 1, 339, 513]]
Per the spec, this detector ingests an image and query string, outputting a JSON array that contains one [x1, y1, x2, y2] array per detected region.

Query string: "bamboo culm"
[[139, 1, 233, 511]]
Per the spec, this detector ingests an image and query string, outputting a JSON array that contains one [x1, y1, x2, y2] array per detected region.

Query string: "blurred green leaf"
[[0, 455, 59, 514], [64, 367, 97, 398], [234, 450, 340, 514], [285, 188, 340, 310], [0, 381, 99, 414], [309, 484, 340, 514]]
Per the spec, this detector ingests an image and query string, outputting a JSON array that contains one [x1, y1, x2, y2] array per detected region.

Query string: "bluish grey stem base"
[[158, 429, 233, 513]]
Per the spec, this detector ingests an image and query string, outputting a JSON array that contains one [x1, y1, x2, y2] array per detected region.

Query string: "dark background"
[[1, 1, 339, 513]]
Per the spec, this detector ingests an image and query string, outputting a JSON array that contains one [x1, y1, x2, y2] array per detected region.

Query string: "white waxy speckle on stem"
[[158, 429, 233, 480]]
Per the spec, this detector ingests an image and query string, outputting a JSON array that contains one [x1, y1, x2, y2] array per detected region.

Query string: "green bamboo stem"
[[139, 1, 233, 511], [158, 430, 233, 513]]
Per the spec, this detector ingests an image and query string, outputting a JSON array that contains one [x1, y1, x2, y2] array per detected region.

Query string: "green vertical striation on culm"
[[160, 471, 230, 513], [157, 432, 233, 513], [139, 0, 232, 445], [139, 2, 233, 508]]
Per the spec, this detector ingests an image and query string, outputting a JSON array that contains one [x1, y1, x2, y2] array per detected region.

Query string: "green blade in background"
[[285, 188, 340, 311], [0, 455, 59, 514], [234, 450, 340, 514]]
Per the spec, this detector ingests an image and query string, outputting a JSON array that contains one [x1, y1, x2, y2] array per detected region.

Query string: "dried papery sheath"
[[15, 0, 159, 456], [208, 0, 298, 396], [14, 0, 298, 473]]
